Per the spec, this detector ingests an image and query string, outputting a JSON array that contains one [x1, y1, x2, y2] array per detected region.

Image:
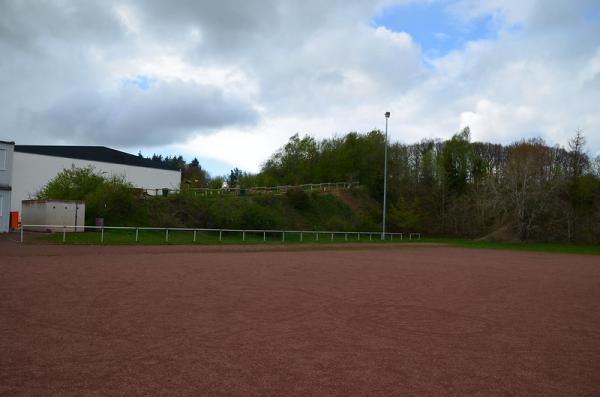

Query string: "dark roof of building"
[[14, 145, 180, 171]]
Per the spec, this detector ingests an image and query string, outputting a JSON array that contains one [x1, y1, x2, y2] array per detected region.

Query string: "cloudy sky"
[[1, 0, 599, 175]]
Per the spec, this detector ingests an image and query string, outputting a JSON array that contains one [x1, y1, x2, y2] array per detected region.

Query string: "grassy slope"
[[139, 189, 381, 231], [35, 190, 600, 255]]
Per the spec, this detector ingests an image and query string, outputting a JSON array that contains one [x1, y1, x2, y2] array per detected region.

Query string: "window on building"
[[0, 149, 6, 170]]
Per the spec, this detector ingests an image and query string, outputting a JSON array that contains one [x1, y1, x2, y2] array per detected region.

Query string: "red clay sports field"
[[1, 242, 599, 395]]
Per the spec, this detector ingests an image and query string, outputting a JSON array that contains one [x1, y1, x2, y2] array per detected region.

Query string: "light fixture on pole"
[[382, 111, 390, 240]]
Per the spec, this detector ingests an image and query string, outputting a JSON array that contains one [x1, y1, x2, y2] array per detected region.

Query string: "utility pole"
[[382, 111, 390, 240]]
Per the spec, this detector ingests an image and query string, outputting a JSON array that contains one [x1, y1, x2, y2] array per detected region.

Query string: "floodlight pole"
[[382, 111, 390, 240]]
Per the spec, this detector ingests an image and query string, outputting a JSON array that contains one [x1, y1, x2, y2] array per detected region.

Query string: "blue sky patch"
[[373, 1, 497, 57], [196, 157, 235, 176], [122, 75, 156, 91], [135, 147, 235, 176]]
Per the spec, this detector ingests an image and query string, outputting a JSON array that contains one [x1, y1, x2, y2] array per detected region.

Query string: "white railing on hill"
[[145, 181, 360, 197], [19, 224, 421, 244]]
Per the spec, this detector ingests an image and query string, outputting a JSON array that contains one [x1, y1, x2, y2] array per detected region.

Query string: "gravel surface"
[[1, 242, 599, 395]]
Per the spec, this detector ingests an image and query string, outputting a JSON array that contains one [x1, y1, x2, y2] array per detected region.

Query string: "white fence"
[[145, 182, 360, 197], [19, 224, 421, 244]]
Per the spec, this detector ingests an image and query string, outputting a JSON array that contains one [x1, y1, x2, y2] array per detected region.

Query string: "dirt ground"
[[1, 241, 599, 396]]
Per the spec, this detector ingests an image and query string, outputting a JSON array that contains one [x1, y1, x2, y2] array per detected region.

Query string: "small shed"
[[21, 200, 85, 232]]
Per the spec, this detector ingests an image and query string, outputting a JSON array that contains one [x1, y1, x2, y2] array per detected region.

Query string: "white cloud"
[[1, 0, 599, 172]]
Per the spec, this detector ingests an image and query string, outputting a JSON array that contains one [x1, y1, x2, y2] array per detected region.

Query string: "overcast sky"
[[1, 0, 599, 175]]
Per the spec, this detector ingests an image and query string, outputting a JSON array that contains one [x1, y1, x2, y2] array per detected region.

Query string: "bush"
[[37, 166, 138, 225], [286, 188, 310, 210], [37, 166, 105, 201]]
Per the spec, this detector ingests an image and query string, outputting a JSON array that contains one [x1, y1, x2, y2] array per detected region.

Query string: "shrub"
[[286, 188, 310, 210], [37, 166, 138, 225]]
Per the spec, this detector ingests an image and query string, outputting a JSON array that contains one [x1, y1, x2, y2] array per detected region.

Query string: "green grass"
[[418, 237, 600, 255], [37, 231, 600, 255], [40, 229, 403, 245]]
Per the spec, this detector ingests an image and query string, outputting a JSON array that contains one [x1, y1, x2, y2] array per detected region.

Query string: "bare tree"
[[502, 139, 561, 240], [568, 129, 588, 177], [592, 155, 600, 178]]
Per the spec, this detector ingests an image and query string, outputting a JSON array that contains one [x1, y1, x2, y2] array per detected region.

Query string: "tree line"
[[141, 129, 599, 243], [254, 129, 600, 243]]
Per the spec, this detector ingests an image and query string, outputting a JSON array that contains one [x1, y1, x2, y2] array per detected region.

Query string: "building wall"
[[21, 200, 85, 232], [0, 142, 14, 233], [11, 152, 181, 213]]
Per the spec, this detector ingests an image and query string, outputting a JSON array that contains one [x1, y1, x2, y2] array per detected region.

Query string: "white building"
[[6, 145, 181, 221], [0, 141, 15, 232]]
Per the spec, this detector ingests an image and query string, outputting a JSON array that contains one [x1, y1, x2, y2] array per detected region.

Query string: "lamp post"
[[382, 111, 390, 240]]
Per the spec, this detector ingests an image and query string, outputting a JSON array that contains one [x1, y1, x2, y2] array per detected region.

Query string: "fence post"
[[101, 227, 104, 243], [263, 231, 266, 241], [370, 233, 372, 241], [357, 232, 360, 241], [243, 231, 245, 241], [136, 228, 139, 242], [331, 232, 334, 241], [165, 229, 169, 242], [391, 234, 394, 241], [300, 232, 303, 242], [316, 232, 319, 241], [219, 230, 222, 242], [20, 226, 24, 243], [282, 231, 285, 242], [62, 226, 66, 243], [345, 233, 347, 241], [193, 230, 196, 242]]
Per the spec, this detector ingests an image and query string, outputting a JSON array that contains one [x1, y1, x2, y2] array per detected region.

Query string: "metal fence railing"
[[18, 224, 421, 244], [145, 182, 360, 197]]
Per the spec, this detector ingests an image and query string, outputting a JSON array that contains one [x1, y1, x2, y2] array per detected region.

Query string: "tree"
[[228, 168, 243, 188], [261, 134, 319, 185], [592, 155, 600, 178], [37, 166, 105, 200], [182, 158, 209, 188], [440, 127, 472, 196], [568, 129, 588, 177], [502, 139, 560, 240], [209, 176, 225, 189]]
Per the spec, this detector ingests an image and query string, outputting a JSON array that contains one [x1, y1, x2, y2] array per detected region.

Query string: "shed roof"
[[14, 145, 179, 171]]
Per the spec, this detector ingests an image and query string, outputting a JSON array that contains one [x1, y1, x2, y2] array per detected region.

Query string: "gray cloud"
[[0, 0, 124, 52], [27, 81, 259, 147]]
